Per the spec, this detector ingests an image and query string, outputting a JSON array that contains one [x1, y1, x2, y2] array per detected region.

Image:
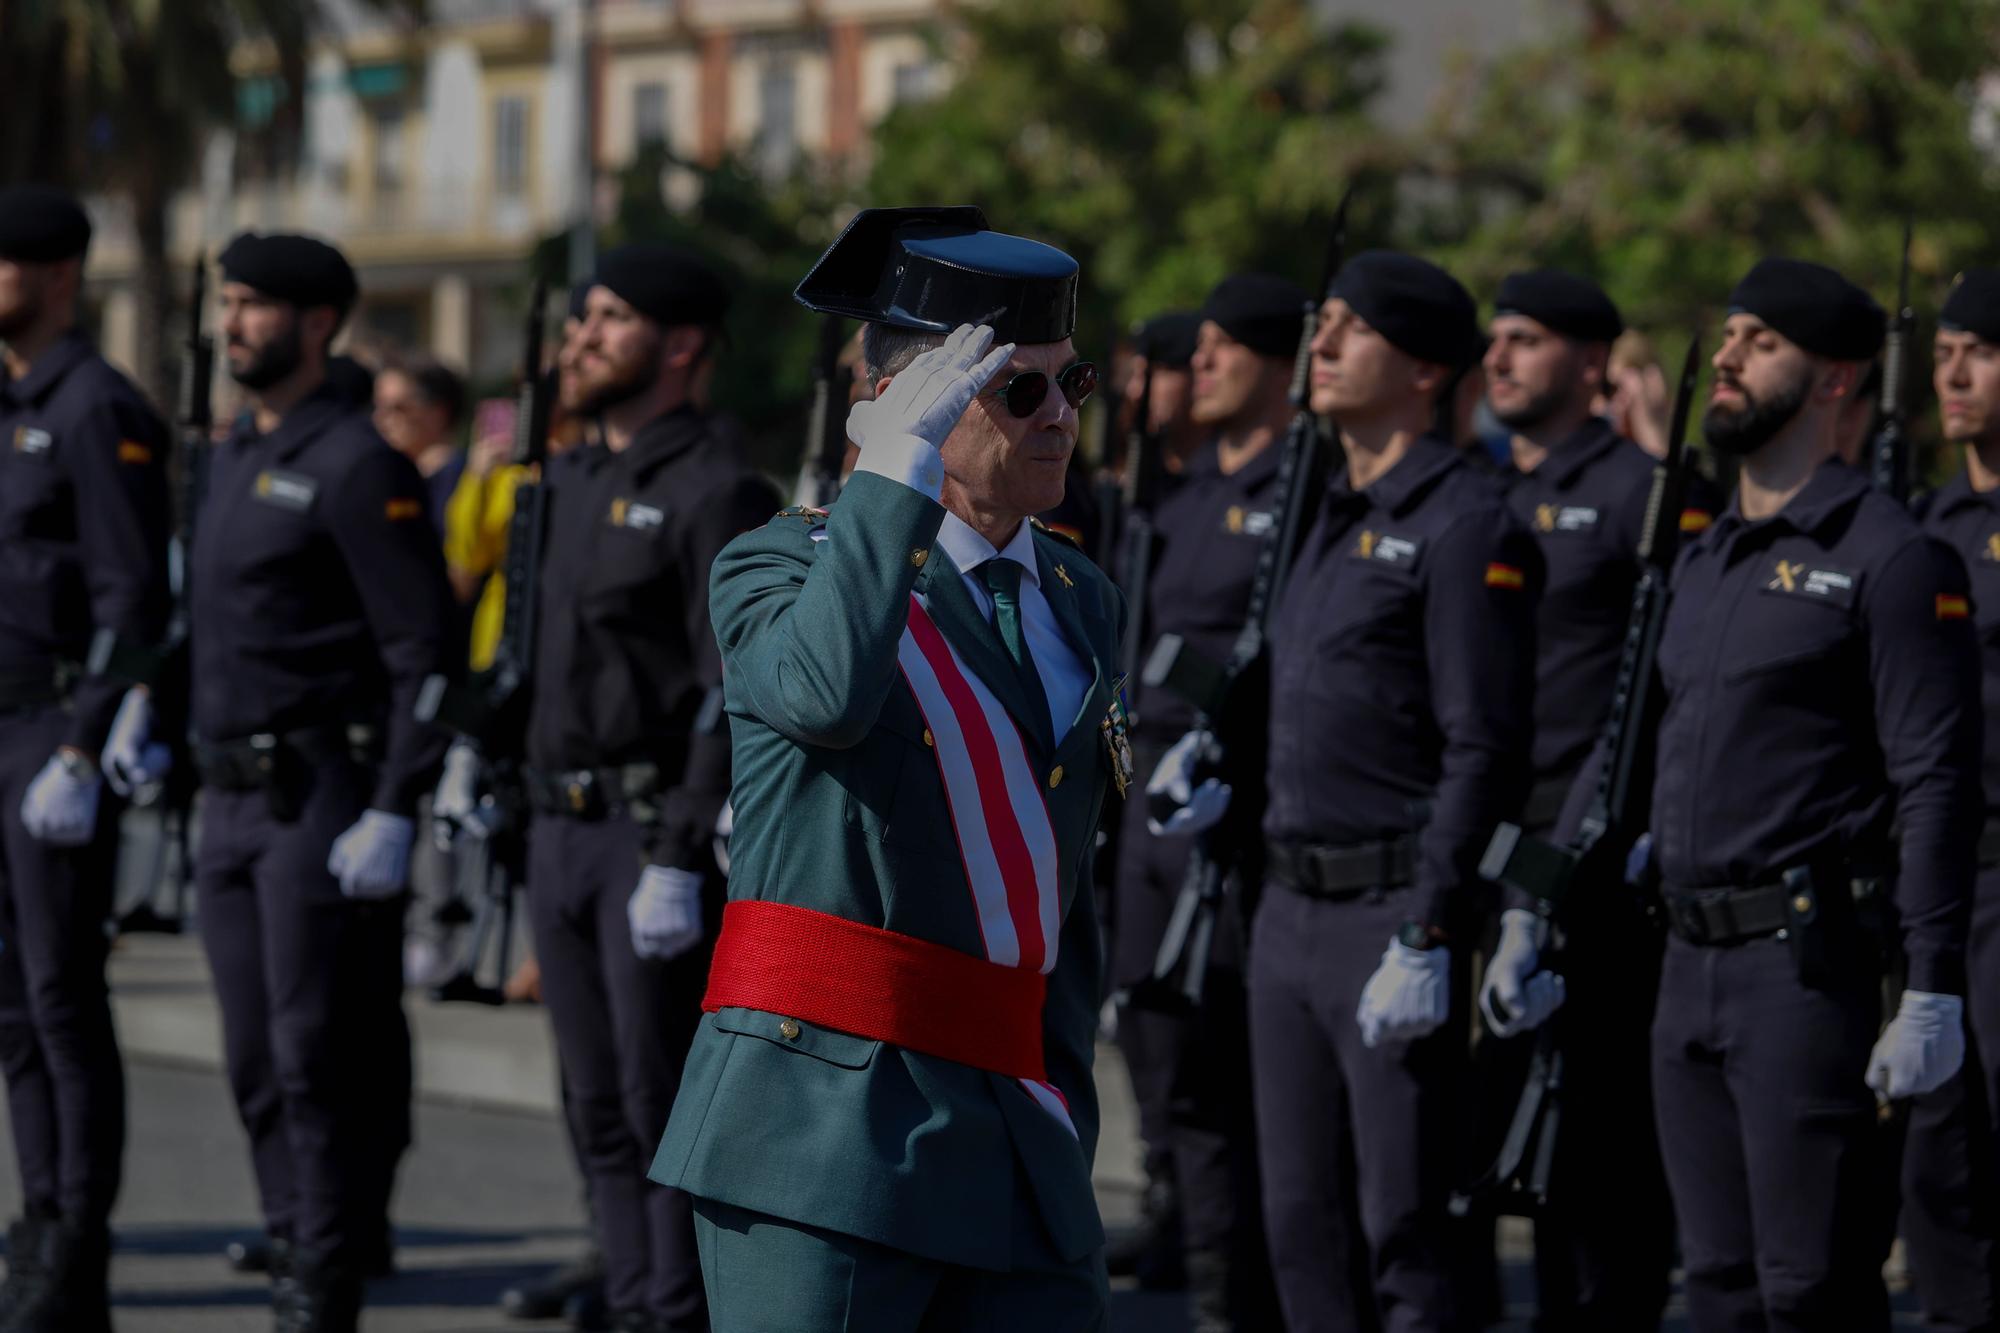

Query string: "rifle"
[[1454, 333, 1702, 1216], [1115, 361, 1162, 695], [1871, 221, 1915, 503], [413, 280, 554, 1004], [1125, 189, 1350, 1013], [105, 255, 214, 935], [1090, 395, 1124, 575], [796, 313, 849, 507]]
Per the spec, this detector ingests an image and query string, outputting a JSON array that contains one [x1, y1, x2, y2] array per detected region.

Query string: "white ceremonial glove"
[[100, 688, 172, 799], [1866, 990, 1966, 1101], [845, 323, 1016, 453], [327, 810, 416, 900], [19, 753, 101, 847], [1357, 939, 1452, 1049], [431, 742, 485, 849], [1145, 729, 1232, 837], [629, 865, 705, 962], [1478, 909, 1567, 1039], [713, 800, 734, 877]]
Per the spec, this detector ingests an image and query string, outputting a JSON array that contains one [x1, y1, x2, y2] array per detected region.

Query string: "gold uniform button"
[[1792, 894, 1813, 914], [911, 548, 930, 569], [778, 1019, 801, 1041], [1048, 765, 1064, 789], [923, 729, 935, 748]]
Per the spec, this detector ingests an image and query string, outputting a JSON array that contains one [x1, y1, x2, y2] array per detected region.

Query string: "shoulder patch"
[[1029, 516, 1084, 551], [774, 505, 829, 524]]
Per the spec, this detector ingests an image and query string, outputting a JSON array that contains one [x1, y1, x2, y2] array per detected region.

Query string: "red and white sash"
[[897, 594, 1076, 1139]]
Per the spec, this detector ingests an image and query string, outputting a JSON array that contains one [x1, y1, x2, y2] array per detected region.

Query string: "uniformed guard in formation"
[[13, 170, 2000, 1333]]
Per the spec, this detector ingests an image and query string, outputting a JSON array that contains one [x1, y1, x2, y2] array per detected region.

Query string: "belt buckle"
[[1674, 899, 1710, 944], [565, 771, 593, 814]]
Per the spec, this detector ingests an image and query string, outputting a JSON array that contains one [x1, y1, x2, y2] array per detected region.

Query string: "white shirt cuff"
[[852, 433, 945, 502]]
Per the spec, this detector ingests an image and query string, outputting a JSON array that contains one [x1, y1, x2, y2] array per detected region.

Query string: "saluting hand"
[[845, 323, 1016, 455]]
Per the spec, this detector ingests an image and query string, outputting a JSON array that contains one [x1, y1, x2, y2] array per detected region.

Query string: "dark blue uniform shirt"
[[1652, 459, 1980, 994], [190, 380, 453, 815], [0, 331, 171, 752], [1264, 435, 1543, 929], [1131, 437, 1283, 743], [1507, 419, 1719, 793], [1921, 471, 2000, 817], [526, 405, 778, 870]]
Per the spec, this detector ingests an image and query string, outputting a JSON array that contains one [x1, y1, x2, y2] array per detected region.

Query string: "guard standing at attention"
[[1903, 266, 2000, 1331], [1507, 258, 1981, 1332], [0, 184, 171, 1332], [1116, 272, 1303, 1332], [1476, 269, 1708, 1329], [490, 243, 777, 1333], [191, 232, 452, 1333], [655, 206, 1124, 1332], [1155, 250, 1543, 1331]]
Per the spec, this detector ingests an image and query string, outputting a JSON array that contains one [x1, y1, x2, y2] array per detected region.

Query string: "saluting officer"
[[503, 244, 776, 1333], [1117, 273, 1303, 1331], [1902, 267, 2000, 1330], [1475, 270, 1710, 1329], [0, 184, 171, 1332], [1157, 251, 1543, 1330], [1520, 258, 1979, 1331], [191, 232, 453, 1332]]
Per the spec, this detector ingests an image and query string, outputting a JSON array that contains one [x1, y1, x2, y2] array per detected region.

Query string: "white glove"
[[629, 865, 705, 961], [1479, 909, 1567, 1038], [19, 753, 101, 846], [100, 688, 172, 798], [1867, 990, 1966, 1101], [431, 742, 484, 849], [1357, 939, 1452, 1049], [845, 323, 1016, 453], [713, 800, 734, 877], [1145, 729, 1232, 837], [327, 810, 416, 900]]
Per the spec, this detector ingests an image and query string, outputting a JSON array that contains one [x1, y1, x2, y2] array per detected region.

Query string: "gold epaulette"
[[773, 504, 830, 524]]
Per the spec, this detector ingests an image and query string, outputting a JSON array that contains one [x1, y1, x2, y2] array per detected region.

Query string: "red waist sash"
[[702, 899, 1048, 1082]]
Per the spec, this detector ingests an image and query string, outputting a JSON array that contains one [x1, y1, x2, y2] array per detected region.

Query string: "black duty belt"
[[1520, 778, 1573, 833], [0, 661, 78, 715], [1979, 819, 2000, 869], [1663, 876, 1886, 947], [194, 723, 381, 792], [523, 763, 662, 820], [1268, 836, 1417, 900]]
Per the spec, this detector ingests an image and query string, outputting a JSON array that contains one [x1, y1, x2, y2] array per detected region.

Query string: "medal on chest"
[[1102, 681, 1135, 798]]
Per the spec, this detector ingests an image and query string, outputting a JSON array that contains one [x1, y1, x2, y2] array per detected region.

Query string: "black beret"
[[590, 242, 730, 328], [1328, 250, 1482, 368], [1727, 257, 1884, 361], [0, 185, 91, 263], [1493, 268, 1623, 343], [218, 232, 358, 311], [1199, 273, 1310, 358], [1941, 268, 2000, 346], [1133, 310, 1199, 368], [796, 206, 1078, 345]]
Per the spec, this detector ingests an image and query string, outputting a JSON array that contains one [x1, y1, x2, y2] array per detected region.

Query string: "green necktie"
[[980, 558, 1051, 743]]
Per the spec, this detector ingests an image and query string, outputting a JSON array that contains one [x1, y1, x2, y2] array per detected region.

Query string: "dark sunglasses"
[[986, 361, 1098, 418]]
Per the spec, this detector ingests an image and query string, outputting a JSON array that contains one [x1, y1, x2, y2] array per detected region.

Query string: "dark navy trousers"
[[527, 811, 708, 1325], [1651, 933, 1888, 1332], [1249, 883, 1475, 1333], [0, 705, 125, 1226], [196, 758, 410, 1265]]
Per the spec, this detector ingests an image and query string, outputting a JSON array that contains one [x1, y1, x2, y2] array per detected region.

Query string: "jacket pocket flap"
[[711, 1006, 880, 1069]]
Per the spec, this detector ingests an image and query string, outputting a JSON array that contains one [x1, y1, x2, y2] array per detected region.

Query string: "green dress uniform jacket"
[[651, 469, 1126, 1272]]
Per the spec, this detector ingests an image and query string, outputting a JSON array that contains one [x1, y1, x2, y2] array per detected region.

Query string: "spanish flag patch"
[[117, 440, 152, 465], [1938, 593, 1971, 622], [1485, 562, 1525, 590], [1679, 508, 1713, 534], [384, 497, 424, 521]]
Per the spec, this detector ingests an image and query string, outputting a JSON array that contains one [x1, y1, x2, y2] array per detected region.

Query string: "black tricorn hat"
[[795, 206, 1079, 345]]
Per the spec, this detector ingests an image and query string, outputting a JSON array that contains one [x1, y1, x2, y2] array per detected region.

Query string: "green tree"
[[864, 0, 1397, 363]]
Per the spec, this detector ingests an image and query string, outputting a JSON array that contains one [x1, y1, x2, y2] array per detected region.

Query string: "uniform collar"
[[936, 511, 1041, 589], [231, 378, 356, 461], [615, 404, 708, 481], [1717, 457, 1869, 540], [1527, 417, 1624, 489], [1338, 434, 1461, 518], [0, 331, 92, 408], [1928, 467, 2000, 519]]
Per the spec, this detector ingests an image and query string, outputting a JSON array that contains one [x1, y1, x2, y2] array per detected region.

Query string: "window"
[[494, 94, 529, 202], [891, 61, 936, 105], [756, 63, 797, 178], [633, 80, 669, 152]]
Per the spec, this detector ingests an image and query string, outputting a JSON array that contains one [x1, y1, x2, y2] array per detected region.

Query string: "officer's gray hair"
[[861, 323, 950, 382]]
